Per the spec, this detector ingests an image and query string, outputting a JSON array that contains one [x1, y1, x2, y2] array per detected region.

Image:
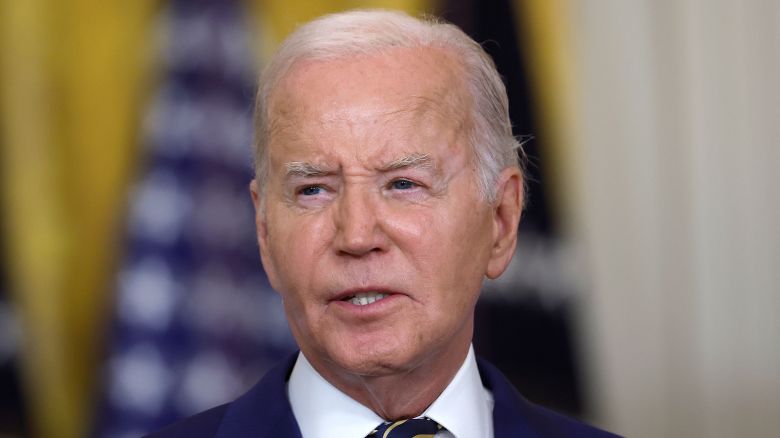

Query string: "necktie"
[[369, 417, 444, 438]]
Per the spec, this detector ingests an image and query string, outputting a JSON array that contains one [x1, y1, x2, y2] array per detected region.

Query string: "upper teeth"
[[348, 292, 388, 306]]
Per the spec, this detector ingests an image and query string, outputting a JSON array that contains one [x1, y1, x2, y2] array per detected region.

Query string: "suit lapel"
[[477, 357, 540, 437], [216, 353, 303, 438]]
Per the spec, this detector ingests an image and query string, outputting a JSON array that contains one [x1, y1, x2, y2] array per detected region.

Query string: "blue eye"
[[300, 186, 322, 196], [391, 179, 417, 190]]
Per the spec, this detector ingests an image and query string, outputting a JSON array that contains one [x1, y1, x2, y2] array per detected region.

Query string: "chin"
[[327, 339, 420, 377]]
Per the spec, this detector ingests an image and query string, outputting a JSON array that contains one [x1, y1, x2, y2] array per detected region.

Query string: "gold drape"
[[0, 1, 158, 437]]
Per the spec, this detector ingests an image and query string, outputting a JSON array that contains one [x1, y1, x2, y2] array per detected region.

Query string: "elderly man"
[[150, 9, 617, 438]]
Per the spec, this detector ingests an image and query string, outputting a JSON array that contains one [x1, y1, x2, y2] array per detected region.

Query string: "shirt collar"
[[287, 345, 493, 438], [422, 345, 494, 438], [288, 351, 383, 438]]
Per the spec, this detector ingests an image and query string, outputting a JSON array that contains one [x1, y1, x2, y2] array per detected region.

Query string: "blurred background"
[[1, 0, 778, 437]]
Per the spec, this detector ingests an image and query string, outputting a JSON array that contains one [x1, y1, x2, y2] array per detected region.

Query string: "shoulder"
[[477, 357, 622, 437], [518, 402, 621, 437], [144, 353, 301, 438], [143, 404, 229, 438]]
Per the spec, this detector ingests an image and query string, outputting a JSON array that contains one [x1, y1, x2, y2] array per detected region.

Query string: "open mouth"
[[340, 291, 389, 306]]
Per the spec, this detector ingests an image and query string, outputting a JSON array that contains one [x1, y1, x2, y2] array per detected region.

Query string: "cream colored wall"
[[562, 1, 780, 436]]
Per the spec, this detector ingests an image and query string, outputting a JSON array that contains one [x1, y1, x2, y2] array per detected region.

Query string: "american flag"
[[94, 1, 295, 436]]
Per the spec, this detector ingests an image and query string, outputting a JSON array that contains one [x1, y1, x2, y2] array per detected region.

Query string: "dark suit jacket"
[[147, 353, 620, 437]]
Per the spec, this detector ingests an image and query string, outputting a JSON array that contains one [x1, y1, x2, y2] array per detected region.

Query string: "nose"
[[333, 185, 387, 257]]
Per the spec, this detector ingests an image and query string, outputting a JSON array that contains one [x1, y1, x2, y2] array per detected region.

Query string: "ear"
[[485, 168, 523, 279], [249, 179, 277, 285]]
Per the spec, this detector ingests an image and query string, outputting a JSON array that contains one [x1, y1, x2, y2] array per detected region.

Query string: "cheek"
[[382, 208, 428, 242], [428, 207, 492, 291], [266, 210, 333, 291], [386, 201, 491, 288]]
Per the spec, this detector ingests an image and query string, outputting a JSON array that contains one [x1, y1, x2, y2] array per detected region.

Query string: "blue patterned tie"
[[369, 417, 443, 438]]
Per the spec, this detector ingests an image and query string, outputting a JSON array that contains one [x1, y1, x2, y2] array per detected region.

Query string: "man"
[[149, 9, 617, 438]]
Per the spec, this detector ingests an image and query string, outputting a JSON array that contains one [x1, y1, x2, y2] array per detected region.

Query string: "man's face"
[[252, 47, 518, 378]]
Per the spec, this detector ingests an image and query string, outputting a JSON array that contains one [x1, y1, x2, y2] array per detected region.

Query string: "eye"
[[390, 179, 418, 190], [299, 185, 323, 196]]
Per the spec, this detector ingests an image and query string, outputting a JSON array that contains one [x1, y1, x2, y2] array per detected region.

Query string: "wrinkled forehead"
[[266, 46, 472, 141]]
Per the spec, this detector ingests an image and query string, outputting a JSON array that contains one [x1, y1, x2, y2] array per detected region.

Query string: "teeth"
[[348, 292, 388, 306]]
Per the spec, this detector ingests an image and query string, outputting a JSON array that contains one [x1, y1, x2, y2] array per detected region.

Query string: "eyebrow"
[[284, 161, 333, 177], [378, 153, 434, 172], [283, 153, 435, 179]]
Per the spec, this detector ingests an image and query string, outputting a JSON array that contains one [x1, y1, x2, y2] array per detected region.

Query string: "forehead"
[[270, 46, 467, 115], [266, 47, 471, 165]]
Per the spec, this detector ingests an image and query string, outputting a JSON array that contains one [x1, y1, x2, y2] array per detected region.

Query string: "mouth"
[[339, 291, 390, 306]]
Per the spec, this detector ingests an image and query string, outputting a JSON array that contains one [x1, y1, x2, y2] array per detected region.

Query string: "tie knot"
[[369, 417, 443, 438]]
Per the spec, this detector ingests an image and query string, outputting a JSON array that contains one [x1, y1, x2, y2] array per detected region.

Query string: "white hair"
[[253, 9, 524, 202]]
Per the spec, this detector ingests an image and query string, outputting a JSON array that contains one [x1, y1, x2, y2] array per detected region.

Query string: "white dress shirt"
[[287, 345, 494, 438]]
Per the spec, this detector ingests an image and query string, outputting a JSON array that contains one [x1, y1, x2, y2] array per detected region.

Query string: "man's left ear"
[[486, 167, 523, 279]]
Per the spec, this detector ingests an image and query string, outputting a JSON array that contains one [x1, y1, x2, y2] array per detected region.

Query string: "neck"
[[308, 335, 472, 421]]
